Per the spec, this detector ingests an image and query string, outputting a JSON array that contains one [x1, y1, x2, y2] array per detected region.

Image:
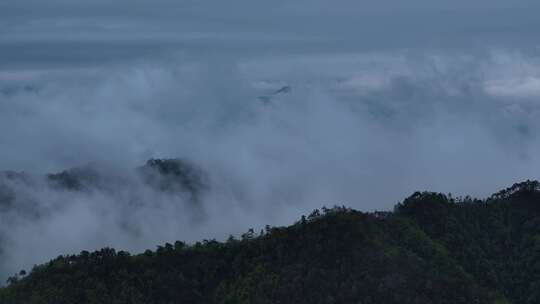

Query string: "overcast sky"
[[1, 0, 540, 280], [2, 0, 540, 67]]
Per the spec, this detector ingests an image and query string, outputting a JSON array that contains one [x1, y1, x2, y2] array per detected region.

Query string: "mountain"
[[0, 207, 499, 304], [0, 158, 206, 213], [1, 164, 540, 303], [46, 159, 207, 197], [395, 181, 540, 304], [257, 85, 292, 104]]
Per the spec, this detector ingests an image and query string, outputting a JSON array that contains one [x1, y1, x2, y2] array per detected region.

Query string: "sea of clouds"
[[1, 0, 540, 282]]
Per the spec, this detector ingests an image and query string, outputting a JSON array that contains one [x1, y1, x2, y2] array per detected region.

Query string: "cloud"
[[485, 77, 540, 98], [1, 49, 539, 242], [1, 0, 540, 285]]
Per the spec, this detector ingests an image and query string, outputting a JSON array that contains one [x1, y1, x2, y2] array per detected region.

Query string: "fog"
[[1, 0, 540, 282]]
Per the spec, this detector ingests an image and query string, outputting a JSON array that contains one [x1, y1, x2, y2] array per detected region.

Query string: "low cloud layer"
[[1, 0, 540, 283]]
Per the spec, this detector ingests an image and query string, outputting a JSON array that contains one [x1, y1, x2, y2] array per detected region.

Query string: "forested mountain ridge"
[[0, 158, 206, 219], [2, 177, 540, 303], [395, 180, 540, 304]]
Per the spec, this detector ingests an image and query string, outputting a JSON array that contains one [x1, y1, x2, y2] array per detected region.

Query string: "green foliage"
[[0, 206, 496, 304], [139, 158, 207, 195], [6, 181, 540, 303], [395, 180, 540, 303]]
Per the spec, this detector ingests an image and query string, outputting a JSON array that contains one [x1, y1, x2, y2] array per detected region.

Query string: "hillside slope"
[[4, 178, 540, 303], [0, 207, 498, 304]]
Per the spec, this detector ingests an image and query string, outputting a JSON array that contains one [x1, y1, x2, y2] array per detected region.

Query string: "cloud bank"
[[1, 0, 540, 283]]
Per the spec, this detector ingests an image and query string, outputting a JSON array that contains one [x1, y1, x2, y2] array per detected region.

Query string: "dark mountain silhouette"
[[257, 85, 292, 105], [137, 158, 208, 203], [45, 159, 207, 197]]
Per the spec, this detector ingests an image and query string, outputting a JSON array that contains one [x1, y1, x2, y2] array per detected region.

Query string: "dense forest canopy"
[[2, 174, 540, 303]]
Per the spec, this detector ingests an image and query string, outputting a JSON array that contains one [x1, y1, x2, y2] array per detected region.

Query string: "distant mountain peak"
[[257, 85, 292, 105]]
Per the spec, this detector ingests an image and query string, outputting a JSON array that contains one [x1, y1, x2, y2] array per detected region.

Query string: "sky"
[[1, 0, 540, 281]]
